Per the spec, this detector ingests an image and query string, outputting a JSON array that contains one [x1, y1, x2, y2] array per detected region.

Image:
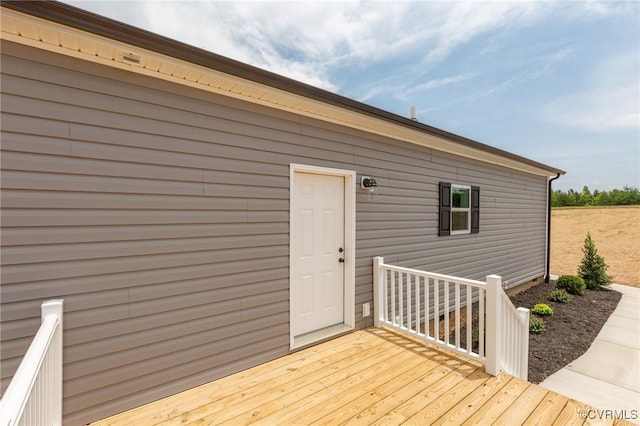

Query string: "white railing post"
[[517, 307, 530, 380], [485, 275, 502, 376], [373, 256, 384, 328], [42, 299, 64, 426]]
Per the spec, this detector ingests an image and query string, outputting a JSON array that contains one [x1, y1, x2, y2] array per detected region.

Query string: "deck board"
[[492, 383, 549, 425], [210, 342, 412, 425], [522, 392, 570, 426], [463, 378, 531, 424], [401, 367, 490, 425], [429, 373, 513, 425], [249, 349, 422, 425], [91, 328, 604, 425]]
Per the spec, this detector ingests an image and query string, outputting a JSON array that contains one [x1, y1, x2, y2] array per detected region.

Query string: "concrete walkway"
[[540, 283, 640, 423]]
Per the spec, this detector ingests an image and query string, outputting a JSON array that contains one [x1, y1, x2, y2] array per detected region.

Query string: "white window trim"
[[451, 184, 471, 235]]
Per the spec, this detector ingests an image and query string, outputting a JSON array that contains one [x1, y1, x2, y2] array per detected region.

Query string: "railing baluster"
[[503, 307, 509, 370], [434, 278, 440, 341], [383, 268, 388, 322], [416, 275, 421, 335], [416, 277, 420, 335], [399, 273, 404, 328], [455, 282, 460, 349], [479, 288, 485, 358], [466, 285, 472, 352], [407, 273, 412, 331], [444, 280, 449, 345], [391, 271, 396, 327], [425, 277, 430, 339], [517, 307, 529, 380], [417, 275, 420, 334], [511, 323, 516, 373], [512, 314, 516, 369]]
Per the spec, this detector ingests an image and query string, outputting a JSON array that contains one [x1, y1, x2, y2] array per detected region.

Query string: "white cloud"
[[414, 74, 473, 91], [64, 1, 554, 93], [606, 114, 640, 129], [543, 51, 640, 131], [579, 0, 638, 17], [415, 47, 574, 113], [388, 73, 473, 104], [420, 2, 543, 64]]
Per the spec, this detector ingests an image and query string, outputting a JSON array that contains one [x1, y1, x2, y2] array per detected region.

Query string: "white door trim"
[[289, 163, 356, 349]]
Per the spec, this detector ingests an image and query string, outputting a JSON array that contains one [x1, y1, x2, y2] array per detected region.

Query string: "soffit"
[[1, 7, 562, 177]]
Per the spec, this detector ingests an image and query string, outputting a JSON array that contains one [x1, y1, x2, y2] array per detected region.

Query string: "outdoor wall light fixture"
[[361, 176, 378, 191]]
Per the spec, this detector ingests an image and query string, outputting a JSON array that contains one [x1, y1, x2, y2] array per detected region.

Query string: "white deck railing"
[[499, 291, 530, 379], [0, 300, 64, 426], [373, 257, 528, 379]]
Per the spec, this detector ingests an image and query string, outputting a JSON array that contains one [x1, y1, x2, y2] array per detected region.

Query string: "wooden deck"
[[91, 328, 633, 425]]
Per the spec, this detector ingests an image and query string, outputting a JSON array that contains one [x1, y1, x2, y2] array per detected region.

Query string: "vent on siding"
[[120, 52, 142, 65]]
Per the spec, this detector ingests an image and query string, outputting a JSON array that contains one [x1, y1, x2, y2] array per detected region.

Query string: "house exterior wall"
[[0, 41, 547, 424]]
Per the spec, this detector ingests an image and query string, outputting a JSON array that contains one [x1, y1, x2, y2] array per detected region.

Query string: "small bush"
[[556, 275, 586, 295], [529, 317, 545, 334], [578, 233, 612, 290], [548, 289, 573, 303], [532, 303, 553, 315]]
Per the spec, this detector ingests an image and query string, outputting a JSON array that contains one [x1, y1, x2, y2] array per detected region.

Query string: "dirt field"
[[551, 206, 640, 287]]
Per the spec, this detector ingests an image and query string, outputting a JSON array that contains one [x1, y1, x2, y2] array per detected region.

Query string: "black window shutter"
[[438, 182, 451, 236], [471, 186, 480, 234]]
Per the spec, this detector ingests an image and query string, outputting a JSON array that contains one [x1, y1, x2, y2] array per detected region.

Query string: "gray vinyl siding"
[[1, 40, 547, 425]]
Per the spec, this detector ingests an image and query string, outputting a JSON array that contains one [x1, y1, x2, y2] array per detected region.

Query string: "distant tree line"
[[552, 185, 640, 207]]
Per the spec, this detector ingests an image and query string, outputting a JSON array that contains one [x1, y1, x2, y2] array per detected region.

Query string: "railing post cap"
[[41, 299, 64, 322]]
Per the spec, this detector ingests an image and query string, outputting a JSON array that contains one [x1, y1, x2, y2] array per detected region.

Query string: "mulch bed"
[[509, 281, 622, 383]]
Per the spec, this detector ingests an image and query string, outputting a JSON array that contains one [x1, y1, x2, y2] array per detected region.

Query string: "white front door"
[[291, 172, 345, 336]]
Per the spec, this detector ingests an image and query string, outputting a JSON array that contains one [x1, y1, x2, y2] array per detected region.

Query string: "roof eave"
[[1, 0, 565, 177]]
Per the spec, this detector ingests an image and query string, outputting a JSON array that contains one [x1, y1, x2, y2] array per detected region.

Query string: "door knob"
[[338, 258, 345, 263]]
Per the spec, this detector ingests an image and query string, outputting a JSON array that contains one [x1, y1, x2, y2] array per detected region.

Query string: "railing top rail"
[[379, 262, 486, 288], [500, 291, 528, 326], [0, 316, 59, 426]]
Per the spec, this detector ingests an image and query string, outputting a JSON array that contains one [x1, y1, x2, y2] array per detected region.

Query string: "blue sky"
[[64, 1, 639, 191]]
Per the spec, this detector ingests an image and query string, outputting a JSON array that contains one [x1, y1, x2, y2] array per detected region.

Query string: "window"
[[439, 182, 479, 236], [451, 185, 471, 233]]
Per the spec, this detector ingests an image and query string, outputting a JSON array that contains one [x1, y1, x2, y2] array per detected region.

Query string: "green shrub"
[[548, 289, 573, 303], [529, 317, 545, 334], [532, 303, 553, 315], [556, 275, 586, 295], [578, 233, 612, 290]]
